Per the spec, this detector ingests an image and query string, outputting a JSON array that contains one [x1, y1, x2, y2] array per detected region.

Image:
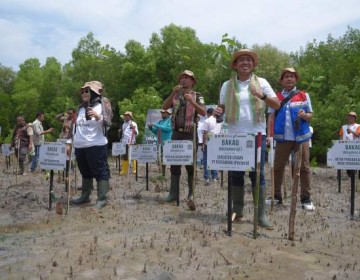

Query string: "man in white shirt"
[[119, 111, 138, 175], [202, 108, 221, 185]]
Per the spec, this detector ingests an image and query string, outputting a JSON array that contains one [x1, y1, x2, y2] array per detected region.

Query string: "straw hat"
[[279, 68, 300, 80], [231, 49, 259, 69]]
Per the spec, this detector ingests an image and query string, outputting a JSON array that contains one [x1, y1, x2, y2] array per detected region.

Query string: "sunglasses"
[[81, 88, 90, 94]]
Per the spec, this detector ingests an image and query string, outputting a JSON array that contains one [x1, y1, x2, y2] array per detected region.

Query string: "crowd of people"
[[10, 48, 356, 220]]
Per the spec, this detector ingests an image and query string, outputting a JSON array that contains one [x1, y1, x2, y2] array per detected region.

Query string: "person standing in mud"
[[71, 81, 110, 210], [339, 111, 360, 178], [162, 70, 206, 202], [119, 111, 138, 175], [267, 68, 314, 211], [31, 112, 54, 173], [10, 115, 33, 175], [215, 49, 280, 228]]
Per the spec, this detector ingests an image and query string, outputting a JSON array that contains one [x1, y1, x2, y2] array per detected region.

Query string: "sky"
[[1, 0, 360, 70]]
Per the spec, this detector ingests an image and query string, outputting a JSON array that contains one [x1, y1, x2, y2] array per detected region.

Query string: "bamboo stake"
[[288, 144, 303, 241]]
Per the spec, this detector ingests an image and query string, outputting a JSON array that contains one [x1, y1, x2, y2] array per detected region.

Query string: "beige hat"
[[348, 111, 357, 118], [279, 68, 300, 80], [160, 108, 172, 114], [124, 111, 133, 118], [178, 70, 196, 83], [231, 49, 259, 69], [81, 81, 103, 95]]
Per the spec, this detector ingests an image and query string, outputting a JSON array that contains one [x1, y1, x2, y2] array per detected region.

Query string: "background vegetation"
[[1, 24, 360, 164]]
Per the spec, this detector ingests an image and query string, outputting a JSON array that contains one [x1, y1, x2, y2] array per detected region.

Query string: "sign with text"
[[112, 142, 126, 156], [39, 142, 66, 171], [207, 133, 255, 171], [133, 144, 158, 163], [327, 140, 360, 170], [130, 145, 138, 160], [163, 140, 193, 165], [1, 144, 13, 156]]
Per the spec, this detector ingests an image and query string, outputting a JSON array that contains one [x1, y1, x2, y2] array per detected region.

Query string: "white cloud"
[[1, 0, 360, 70]]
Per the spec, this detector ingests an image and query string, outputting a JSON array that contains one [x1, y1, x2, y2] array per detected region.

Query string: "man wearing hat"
[[71, 81, 111, 210], [119, 111, 138, 175], [215, 49, 280, 228], [268, 68, 314, 211], [339, 111, 360, 177], [162, 70, 206, 202]]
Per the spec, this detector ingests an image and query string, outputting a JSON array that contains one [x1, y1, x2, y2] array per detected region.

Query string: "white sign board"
[[1, 144, 13, 156], [327, 140, 360, 170], [163, 140, 193, 165], [207, 133, 255, 171], [130, 145, 138, 160], [134, 144, 158, 163], [39, 142, 67, 171], [112, 142, 126, 156]]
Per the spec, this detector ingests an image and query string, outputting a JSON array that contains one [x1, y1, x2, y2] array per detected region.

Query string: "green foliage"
[[1, 25, 360, 164]]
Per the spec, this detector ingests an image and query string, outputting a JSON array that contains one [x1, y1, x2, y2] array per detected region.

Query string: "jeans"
[[228, 135, 266, 189], [31, 144, 41, 172], [203, 145, 218, 180]]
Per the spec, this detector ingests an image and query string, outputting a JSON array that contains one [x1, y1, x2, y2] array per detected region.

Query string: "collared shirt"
[[32, 118, 44, 145], [219, 76, 276, 134], [268, 87, 313, 141], [122, 120, 138, 144]]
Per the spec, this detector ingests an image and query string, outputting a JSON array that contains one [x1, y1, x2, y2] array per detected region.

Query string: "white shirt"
[[122, 120, 138, 144], [202, 115, 221, 135], [219, 76, 276, 135], [73, 103, 107, 148]]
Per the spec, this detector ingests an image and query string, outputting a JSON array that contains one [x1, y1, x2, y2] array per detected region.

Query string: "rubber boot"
[[19, 161, 25, 175], [71, 178, 93, 204], [92, 180, 109, 210], [120, 160, 128, 175], [187, 174, 194, 200], [232, 186, 245, 220], [132, 160, 137, 174], [254, 187, 272, 228], [164, 175, 180, 202]]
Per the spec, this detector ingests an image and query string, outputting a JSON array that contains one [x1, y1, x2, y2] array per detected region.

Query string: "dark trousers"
[[75, 144, 110, 181]]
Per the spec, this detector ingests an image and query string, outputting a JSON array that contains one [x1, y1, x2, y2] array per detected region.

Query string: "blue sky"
[[1, 0, 360, 70]]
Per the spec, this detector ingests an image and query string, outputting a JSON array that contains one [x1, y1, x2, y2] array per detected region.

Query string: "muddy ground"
[[0, 156, 360, 280]]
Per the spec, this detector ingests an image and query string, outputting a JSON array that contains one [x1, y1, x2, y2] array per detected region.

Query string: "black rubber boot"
[[187, 175, 194, 200], [232, 186, 245, 220], [71, 178, 93, 205], [164, 175, 180, 202]]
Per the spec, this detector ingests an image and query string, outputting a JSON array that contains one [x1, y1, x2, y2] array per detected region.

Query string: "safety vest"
[[274, 91, 312, 143]]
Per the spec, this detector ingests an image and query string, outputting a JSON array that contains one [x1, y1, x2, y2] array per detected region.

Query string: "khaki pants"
[[274, 141, 311, 202]]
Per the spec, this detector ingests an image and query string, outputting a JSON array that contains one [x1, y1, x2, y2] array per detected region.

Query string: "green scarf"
[[225, 73, 265, 124]]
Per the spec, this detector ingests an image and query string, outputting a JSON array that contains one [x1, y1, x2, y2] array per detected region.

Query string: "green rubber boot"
[[71, 178, 93, 205], [92, 180, 109, 210], [164, 175, 180, 202], [255, 187, 272, 228], [232, 186, 245, 220]]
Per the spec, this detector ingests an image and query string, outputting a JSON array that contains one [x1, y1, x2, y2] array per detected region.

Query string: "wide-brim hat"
[[279, 68, 300, 81], [160, 108, 172, 114], [81, 81, 103, 95], [124, 111, 133, 118], [348, 111, 357, 118], [178, 70, 196, 83], [231, 49, 259, 69]]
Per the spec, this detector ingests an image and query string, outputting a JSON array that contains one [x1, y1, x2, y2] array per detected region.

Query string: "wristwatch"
[[260, 94, 267, 100]]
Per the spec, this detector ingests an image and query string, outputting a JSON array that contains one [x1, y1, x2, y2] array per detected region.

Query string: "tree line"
[[1, 24, 360, 164]]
